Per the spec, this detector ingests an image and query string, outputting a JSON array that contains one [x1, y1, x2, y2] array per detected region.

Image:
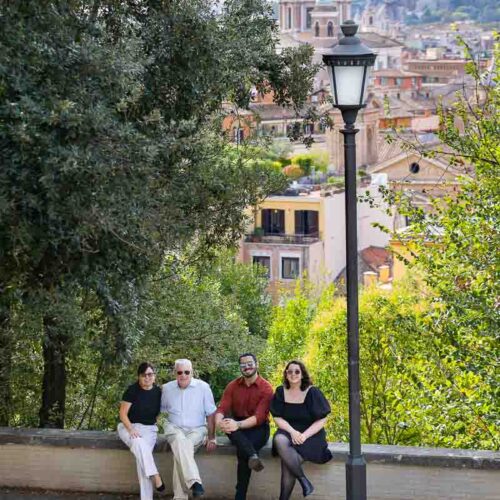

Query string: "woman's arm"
[[273, 416, 296, 434], [302, 417, 328, 441], [119, 401, 140, 438], [273, 416, 305, 445]]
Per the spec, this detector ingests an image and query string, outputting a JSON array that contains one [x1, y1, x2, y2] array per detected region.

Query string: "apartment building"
[[238, 184, 392, 297]]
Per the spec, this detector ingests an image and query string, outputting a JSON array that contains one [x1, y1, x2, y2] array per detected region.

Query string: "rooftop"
[[278, 31, 404, 50]]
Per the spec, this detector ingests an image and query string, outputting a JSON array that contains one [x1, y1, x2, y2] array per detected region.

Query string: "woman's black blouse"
[[270, 385, 331, 430], [122, 382, 161, 425]]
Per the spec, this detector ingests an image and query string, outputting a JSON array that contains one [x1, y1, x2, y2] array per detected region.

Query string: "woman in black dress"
[[270, 360, 332, 499]]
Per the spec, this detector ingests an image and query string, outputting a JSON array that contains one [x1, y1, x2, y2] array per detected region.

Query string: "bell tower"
[[309, 0, 352, 39]]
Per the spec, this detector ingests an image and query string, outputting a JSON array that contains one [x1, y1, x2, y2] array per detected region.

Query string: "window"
[[287, 7, 292, 29], [306, 8, 314, 29], [252, 256, 271, 278], [233, 128, 244, 144], [261, 209, 285, 235], [303, 122, 314, 135], [327, 22, 334, 37], [314, 22, 320, 37], [295, 210, 319, 236], [281, 257, 300, 280]]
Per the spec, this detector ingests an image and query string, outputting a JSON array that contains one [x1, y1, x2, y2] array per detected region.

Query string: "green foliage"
[[0, 0, 315, 427], [327, 176, 345, 188], [7, 253, 270, 428], [290, 151, 329, 176], [265, 279, 499, 449], [210, 251, 273, 339], [365, 37, 500, 449], [261, 282, 322, 383]]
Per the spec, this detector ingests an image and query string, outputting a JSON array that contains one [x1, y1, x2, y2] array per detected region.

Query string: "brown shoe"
[[248, 454, 264, 472]]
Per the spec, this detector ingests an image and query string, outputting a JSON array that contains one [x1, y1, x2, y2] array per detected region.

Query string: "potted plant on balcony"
[[251, 227, 265, 242]]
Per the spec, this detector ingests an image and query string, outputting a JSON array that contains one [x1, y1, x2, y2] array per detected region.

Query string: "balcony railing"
[[244, 232, 321, 244]]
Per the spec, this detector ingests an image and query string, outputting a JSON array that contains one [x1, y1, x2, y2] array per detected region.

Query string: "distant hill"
[[360, 0, 500, 23]]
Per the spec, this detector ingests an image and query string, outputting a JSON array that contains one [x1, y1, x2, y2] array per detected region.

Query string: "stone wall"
[[0, 427, 499, 499]]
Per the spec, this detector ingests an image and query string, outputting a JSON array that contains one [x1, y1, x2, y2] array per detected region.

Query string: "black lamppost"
[[322, 20, 376, 500]]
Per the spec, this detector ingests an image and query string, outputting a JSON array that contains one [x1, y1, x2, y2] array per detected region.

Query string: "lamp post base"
[[346, 454, 367, 500]]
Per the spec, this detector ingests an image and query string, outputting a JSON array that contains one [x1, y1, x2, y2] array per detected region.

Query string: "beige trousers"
[[117, 423, 158, 500], [164, 421, 207, 500]]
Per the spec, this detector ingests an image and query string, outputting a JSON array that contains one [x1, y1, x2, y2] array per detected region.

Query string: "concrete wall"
[[1, 428, 499, 499], [358, 185, 393, 250], [322, 192, 346, 281]]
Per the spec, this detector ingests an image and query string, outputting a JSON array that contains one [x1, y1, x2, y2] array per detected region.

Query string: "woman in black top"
[[118, 362, 164, 500], [270, 360, 332, 499]]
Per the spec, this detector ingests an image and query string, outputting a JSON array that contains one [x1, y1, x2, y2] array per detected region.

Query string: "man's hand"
[[220, 418, 239, 434], [128, 427, 141, 439], [206, 438, 217, 452], [290, 429, 305, 445]]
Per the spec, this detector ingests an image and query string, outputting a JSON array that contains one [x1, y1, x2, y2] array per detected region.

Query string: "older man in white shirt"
[[161, 359, 217, 499]]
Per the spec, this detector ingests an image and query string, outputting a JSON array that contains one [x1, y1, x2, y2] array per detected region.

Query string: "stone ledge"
[[1, 427, 498, 470]]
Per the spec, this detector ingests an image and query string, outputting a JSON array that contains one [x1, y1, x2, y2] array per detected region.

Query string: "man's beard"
[[242, 368, 257, 378]]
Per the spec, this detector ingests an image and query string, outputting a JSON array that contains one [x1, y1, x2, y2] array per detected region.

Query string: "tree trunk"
[[39, 315, 68, 428], [0, 306, 12, 426]]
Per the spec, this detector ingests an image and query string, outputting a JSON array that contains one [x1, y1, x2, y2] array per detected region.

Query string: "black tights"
[[274, 433, 306, 500]]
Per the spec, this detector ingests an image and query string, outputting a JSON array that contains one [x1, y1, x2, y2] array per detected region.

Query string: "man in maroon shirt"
[[216, 353, 274, 500]]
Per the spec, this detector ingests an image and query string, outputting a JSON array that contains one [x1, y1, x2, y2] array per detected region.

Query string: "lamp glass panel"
[[361, 65, 372, 104], [326, 65, 336, 102], [333, 65, 365, 106]]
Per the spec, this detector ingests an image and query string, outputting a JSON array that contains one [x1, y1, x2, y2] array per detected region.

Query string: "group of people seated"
[[118, 353, 332, 500]]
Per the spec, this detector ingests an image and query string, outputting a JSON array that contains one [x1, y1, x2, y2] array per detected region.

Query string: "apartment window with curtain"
[[295, 210, 319, 236], [281, 257, 300, 279], [261, 209, 285, 235]]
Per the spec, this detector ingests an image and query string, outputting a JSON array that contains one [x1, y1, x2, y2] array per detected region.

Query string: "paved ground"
[[0, 490, 138, 500]]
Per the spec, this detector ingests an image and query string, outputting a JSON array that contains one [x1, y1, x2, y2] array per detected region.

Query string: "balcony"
[[244, 232, 321, 245]]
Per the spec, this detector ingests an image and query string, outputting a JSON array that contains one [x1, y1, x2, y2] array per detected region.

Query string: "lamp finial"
[[341, 21, 358, 37]]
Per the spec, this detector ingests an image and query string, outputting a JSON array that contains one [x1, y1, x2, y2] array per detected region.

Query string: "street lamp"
[[323, 20, 376, 500]]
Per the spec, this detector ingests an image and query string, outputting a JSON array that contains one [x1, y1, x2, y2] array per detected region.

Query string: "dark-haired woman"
[[118, 362, 164, 499], [270, 360, 332, 499]]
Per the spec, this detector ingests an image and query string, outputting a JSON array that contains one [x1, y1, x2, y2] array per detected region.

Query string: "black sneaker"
[[248, 454, 264, 472], [191, 481, 205, 497]]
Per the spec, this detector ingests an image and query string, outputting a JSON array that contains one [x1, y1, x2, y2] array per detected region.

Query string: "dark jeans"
[[227, 422, 270, 500]]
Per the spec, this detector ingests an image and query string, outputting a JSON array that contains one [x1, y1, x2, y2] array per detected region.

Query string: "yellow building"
[[239, 185, 393, 298]]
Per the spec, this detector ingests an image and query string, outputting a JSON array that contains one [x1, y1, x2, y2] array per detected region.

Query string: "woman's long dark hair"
[[282, 360, 312, 391]]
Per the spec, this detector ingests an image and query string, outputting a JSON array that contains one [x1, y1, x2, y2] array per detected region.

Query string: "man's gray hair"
[[174, 359, 192, 370]]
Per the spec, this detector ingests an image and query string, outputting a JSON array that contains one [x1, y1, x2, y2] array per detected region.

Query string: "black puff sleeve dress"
[[270, 385, 333, 464]]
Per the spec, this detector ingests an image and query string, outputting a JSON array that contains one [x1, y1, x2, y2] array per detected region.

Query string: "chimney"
[[378, 265, 390, 283], [363, 271, 378, 287]]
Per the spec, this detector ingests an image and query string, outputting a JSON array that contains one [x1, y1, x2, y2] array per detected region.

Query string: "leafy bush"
[[264, 278, 499, 450]]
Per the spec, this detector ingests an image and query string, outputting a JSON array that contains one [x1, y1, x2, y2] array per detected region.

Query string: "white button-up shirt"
[[161, 378, 217, 429]]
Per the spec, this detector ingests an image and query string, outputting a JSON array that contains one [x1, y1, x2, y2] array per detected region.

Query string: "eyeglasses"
[[286, 369, 301, 375], [177, 370, 191, 376], [239, 362, 255, 369], [142, 372, 155, 378]]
